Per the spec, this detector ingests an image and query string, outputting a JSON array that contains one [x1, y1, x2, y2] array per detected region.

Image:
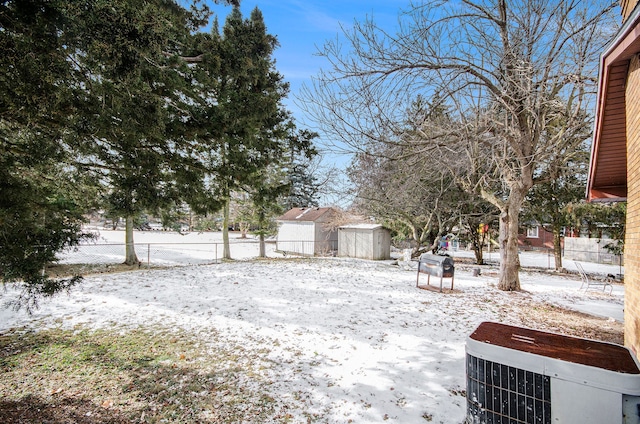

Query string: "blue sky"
[[207, 1, 405, 127], [205, 1, 408, 205]]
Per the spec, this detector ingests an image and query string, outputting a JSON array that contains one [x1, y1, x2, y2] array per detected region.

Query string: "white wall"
[[277, 222, 316, 255], [374, 229, 391, 260], [338, 228, 390, 260], [563, 237, 623, 265]]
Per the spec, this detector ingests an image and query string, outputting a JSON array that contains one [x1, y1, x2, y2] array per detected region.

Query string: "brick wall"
[[625, 53, 640, 355], [517, 226, 555, 250], [622, 0, 639, 21]]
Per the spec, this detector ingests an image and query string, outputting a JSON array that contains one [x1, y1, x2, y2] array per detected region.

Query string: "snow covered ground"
[[59, 228, 279, 265], [0, 231, 626, 423], [446, 250, 625, 322]]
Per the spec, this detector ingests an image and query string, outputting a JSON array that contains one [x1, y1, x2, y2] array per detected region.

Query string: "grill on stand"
[[416, 253, 455, 292]]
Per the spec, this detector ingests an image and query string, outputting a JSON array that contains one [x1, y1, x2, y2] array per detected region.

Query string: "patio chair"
[[576, 262, 613, 294]]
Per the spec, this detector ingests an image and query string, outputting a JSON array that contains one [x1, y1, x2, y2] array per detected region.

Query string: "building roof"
[[277, 207, 337, 222], [587, 3, 640, 202]]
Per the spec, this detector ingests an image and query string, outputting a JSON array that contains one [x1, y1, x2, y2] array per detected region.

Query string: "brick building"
[[517, 224, 555, 250], [587, 0, 640, 356]]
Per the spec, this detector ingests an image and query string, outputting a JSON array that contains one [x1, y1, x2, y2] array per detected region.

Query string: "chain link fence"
[[563, 248, 623, 266], [58, 239, 339, 267]]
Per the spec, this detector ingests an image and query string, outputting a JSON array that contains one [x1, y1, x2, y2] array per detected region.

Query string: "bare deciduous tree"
[[349, 148, 459, 255], [301, 0, 617, 290]]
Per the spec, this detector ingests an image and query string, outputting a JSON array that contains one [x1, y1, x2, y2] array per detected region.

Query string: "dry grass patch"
[[45, 263, 166, 278], [470, 290, 624, 345], [0, 326, 290, 423]]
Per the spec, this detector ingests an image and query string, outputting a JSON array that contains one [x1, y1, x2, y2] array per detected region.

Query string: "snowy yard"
[[0, 230, 625, 423]]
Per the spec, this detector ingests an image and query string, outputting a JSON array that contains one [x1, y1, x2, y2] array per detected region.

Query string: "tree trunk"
[[410, 224, 421, 256], [222, 198, 231, 260], [553, 227, 563, 271], [472, 237, 484, 265], [258, 209, 266, 258], [239, 222, 249, 239], [498, 196, 524, 291], [259, 233, 266, 258], [470, 225, 485, 265], [124, 216, 139, 265]]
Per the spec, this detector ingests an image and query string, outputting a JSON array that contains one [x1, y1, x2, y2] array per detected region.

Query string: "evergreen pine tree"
[[73, 0, 210, 264], [0, 0, 238, 307], [189, 6, 312, 259], [1, 0, 95, 305], [283, 129, 320, 209]]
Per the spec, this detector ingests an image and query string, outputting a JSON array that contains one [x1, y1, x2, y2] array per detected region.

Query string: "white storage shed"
[[276, 207, 338, 256], [338, 224, 391, 260]]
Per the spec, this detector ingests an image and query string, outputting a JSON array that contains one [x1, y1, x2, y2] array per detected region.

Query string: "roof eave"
[[587, 4, 640, 202]]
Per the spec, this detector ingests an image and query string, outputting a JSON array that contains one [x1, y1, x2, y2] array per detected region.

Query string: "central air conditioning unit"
[[466, 322, 640, 424]]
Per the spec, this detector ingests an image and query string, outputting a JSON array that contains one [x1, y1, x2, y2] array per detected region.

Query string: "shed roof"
[[277, 207, 336, 222], [587, 4, 640, 201], [339, 224, 384, 230]]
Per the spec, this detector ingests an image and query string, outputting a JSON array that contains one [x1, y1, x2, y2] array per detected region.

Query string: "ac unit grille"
[[467, 354, 551, 423]]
